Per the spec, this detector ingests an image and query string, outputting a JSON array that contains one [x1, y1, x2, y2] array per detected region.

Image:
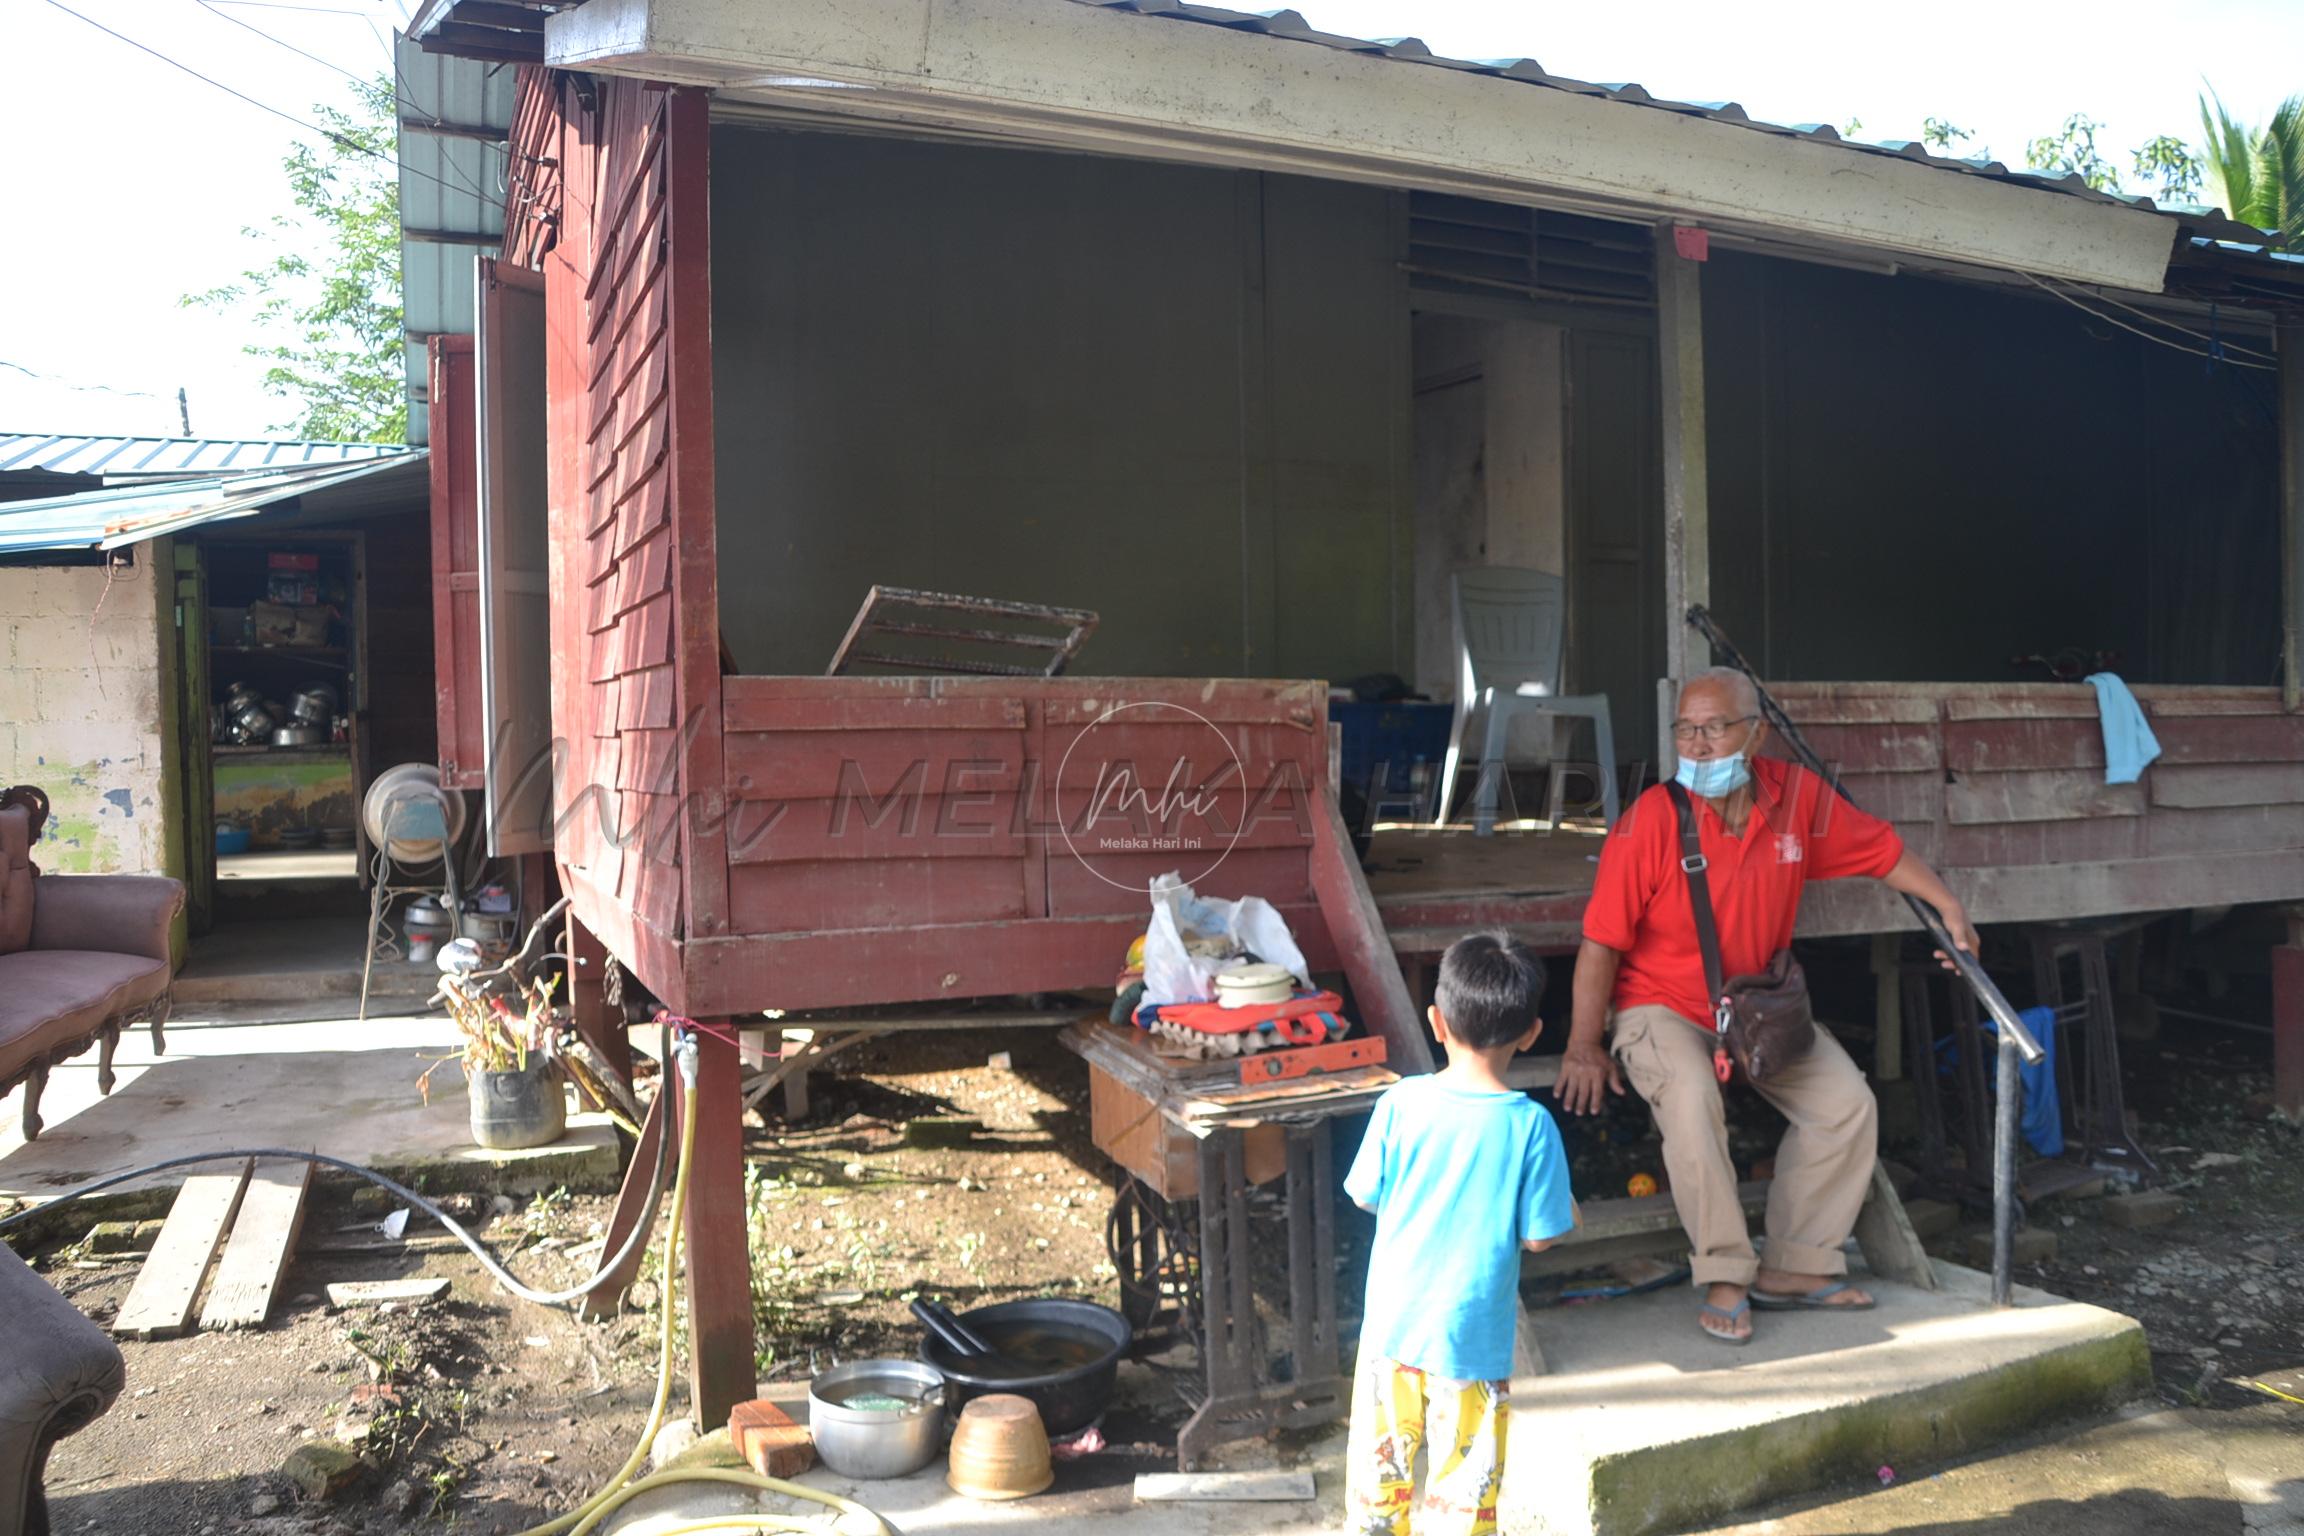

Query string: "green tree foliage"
[[1921, 117, 1973, 153], [2025, 113, 2122, 193], [2198, 91, 2304, 250], [2130, 135, 2204, 203], [187, 76, 405, 443]]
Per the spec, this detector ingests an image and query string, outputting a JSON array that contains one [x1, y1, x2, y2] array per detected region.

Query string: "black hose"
[[2, 1027, 677, 1310]]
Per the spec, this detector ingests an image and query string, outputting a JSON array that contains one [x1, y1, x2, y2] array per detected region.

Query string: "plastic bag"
[[1140, 872, 1312, 1006]]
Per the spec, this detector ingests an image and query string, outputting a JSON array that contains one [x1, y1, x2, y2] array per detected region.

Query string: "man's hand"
[[1931, 902, 1981, 973], [1554, 1039, 1624, 1117]]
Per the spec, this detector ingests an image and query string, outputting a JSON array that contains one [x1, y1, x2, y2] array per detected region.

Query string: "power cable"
[[2049, 279, 2278, 363], [0, 360, 164, 399], [194, 0, 499, 205], [38, 0, 489, 207], [2017, 270, 2276, 371]]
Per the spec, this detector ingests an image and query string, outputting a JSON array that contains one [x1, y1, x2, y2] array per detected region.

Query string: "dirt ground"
[[34, 1026, 1181, 1535], [27, 1014, 2304, 1535]]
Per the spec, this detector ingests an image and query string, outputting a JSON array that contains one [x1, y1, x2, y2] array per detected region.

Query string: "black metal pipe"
[[1992, 1030, 2022, 1306]]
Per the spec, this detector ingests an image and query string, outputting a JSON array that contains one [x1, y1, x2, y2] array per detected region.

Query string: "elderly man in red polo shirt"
[[1556, 667, 1978, 1344]]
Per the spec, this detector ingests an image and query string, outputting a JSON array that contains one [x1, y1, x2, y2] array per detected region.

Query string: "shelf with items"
[[213, 743, 353, 759]]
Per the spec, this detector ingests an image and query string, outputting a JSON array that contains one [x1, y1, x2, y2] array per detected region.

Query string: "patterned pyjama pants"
[[1343, 1352, 1507, 1536]]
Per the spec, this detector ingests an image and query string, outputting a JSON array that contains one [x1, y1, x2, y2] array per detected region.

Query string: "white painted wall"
[[0, 553, 174, 874]]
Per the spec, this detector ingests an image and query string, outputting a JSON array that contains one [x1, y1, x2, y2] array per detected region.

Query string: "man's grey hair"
[[1680, 665, 1760, 716]]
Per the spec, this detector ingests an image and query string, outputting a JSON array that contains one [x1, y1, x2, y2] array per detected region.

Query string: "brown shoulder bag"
[[1666, 782, 1816, 1085]]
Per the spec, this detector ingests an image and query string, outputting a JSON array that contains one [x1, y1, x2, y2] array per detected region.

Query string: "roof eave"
[[544, 0, 2181, 293]]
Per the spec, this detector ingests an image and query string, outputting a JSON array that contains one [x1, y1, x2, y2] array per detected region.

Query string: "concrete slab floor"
[[175, 915, 439, 1003], [0, 1009, 620, 1217], [1704, 1391, 2304, 1535], [1506, 1261, 2151, 1536]]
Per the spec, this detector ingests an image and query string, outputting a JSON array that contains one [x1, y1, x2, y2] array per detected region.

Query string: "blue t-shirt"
[[1344, 1075, 1575, 1382]]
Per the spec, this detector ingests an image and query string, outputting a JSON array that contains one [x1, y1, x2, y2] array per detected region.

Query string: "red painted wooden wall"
[[498, 72, 725, 1003], [428, 336, 484, 791]]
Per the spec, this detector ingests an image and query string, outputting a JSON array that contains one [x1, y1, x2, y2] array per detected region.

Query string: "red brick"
[[729, 1399, 815, 1479]]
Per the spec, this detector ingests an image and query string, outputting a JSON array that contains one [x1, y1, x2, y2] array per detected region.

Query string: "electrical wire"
[[2044, 278, 2279, 363], [2017, 270, 2277, 370], [0, 360, 165, 398], [36, 0, 488, 207], [192, 0, 498, 205]]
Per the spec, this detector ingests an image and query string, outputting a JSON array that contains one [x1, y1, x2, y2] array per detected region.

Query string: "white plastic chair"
[[1434, 567, 1621, 835]]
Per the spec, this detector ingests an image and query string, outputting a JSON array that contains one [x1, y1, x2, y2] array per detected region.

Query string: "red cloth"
[[1153, 990, 1346, 1035], [1582, 758, 1904, 1025]]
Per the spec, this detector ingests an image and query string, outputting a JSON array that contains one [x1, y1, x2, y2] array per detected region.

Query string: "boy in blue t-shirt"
[[1343, 932, 1577, 1536]]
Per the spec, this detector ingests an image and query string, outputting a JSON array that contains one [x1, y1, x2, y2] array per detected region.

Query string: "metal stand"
[[359, 794, 462, 1021], [2026, 922, 2159, 1184], [1175, 1123, 1345, 1471]]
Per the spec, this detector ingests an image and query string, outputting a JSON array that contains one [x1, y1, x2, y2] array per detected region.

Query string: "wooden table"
[[1063, 1021, 1398, 1469]]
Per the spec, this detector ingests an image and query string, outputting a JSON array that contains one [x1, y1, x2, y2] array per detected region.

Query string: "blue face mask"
[[1674, 751, 1751, 799]]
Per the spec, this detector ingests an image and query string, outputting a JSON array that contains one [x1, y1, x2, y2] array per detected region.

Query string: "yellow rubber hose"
[[518, 1034, 900, 1536], [568, 1469, 895, 1536], [513, 1038, 699, 1536]]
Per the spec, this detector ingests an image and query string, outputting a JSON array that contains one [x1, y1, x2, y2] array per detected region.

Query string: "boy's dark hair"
[[1434, 932, 1546, 1049]]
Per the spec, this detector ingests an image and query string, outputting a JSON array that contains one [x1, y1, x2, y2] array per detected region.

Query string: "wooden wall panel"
[[515, 71, 720, 993], [1761, 684, 2304, 933], [429, 336, 485, 790]]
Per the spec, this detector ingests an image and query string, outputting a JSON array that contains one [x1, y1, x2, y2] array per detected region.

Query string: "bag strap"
[[1666, 783, 1728, 1026]]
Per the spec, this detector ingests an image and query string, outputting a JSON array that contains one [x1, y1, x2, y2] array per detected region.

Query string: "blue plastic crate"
[[1331, 700, 1454, 798]]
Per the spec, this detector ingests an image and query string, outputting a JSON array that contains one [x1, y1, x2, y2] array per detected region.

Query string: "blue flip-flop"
[[1698, 1298, 1752, 1345], [1749, 1281, 1875, 1312]]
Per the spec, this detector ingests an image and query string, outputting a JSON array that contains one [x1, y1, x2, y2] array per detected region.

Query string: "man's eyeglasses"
[[1670, 716, 1756, 743]]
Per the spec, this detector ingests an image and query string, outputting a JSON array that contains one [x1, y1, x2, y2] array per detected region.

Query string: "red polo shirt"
[[1583, 757, 1904, 1025]]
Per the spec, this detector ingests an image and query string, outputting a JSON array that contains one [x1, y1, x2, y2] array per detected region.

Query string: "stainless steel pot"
[[228, 700, 277, 743], [806, 1359, 946, 1479], [290, 684, 339, 725], [271, 724, 326, 747]]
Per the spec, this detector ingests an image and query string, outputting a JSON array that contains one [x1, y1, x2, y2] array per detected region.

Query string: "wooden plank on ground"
[[326, 1278, 451, 1308], [113, 1159, 253, 1338], [200, 1158, 313, 1330], [1851, 1161, 1937, 1290], [1135, 1471, 1318, 1502]]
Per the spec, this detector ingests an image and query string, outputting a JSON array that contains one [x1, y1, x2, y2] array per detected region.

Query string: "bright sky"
[[3, 0, 2300, 442]]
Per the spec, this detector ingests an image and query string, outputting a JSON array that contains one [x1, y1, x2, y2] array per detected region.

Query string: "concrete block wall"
[[0, 553, 173, 874]]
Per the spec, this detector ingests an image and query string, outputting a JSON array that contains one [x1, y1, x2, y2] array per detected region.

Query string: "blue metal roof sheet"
[[0, 452, 428, 554], [0, 434, 416, 479]]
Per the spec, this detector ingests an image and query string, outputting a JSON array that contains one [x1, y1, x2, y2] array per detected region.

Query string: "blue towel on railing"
[[2083, 672, 2160, 785]]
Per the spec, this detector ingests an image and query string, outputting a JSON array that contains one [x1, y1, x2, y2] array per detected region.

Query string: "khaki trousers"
[[1609, 1004, 1877, 1288]]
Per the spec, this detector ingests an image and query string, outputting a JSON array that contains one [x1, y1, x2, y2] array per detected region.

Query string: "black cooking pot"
[[918, 1297, 1131, 1436]]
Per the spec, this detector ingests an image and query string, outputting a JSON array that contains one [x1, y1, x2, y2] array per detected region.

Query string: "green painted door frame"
[[173, 541, 216, 936]]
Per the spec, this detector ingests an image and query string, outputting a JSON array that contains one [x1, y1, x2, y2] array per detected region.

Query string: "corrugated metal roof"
[[0, 434, 416, 479], [0, 452, 428, 555], [398, 35, 514, 448], [1075, 0, 2276, 247]]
